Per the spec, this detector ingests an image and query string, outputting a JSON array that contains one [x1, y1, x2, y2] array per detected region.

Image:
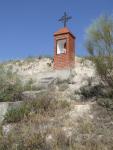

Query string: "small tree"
[[85, 15, 113, 88]]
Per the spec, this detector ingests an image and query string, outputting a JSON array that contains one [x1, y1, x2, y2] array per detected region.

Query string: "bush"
[[17, 132, 48, 150], [26, 91, 70, 115], [0, 65, 24, 102], [4, 103, 30, 123], [0, 65, 38, 102], [85, 15, 113, 87], [0, 91, 71, 149], [85, 15, 113, 108], [0, 81, 23, 102], [24, 78, 34, 91], [97, 98, 113, 110], [80, 85, 102, 100]]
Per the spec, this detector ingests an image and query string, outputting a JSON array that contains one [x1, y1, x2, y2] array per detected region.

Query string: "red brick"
[[54, 27, 75, 70]]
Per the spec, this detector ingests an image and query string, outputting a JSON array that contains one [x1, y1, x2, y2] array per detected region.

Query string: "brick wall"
[[54, 32, 75, 69]]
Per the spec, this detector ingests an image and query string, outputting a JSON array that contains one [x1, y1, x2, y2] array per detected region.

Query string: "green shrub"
[[3, 89, 70, 123], [27, 94, 69, 114], [4, 103, 30, 123], [0, 65, 38, 102], [97, 98, 113, 110], [24, 78, 34, 91], [85, 15, 113, 108], [56, 100, 70, 109], [80, 85, 102, 100], [0, 81, 23, 102], [0, 65, 24, 102], [17, 132, 48, 150]]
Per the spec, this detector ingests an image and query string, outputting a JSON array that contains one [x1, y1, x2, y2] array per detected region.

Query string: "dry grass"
[[1, 88, 113, 150]]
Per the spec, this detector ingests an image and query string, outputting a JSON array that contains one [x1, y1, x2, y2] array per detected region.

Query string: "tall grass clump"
[[0, 65, 24, 102], [4, 103, 30, 123], [0, 65, 37, 102]]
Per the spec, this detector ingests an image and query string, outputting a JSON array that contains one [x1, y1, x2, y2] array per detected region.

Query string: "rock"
[[8, 101, 23, 109], [22, 90, 47, 101], [2, 124, 15, 136], [0, 102, 9, 123], [55, 69, 72, 81], [37, 77, 57, 89]]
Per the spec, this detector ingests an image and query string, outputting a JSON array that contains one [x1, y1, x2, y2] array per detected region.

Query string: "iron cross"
[[59, 12, 72, 27]]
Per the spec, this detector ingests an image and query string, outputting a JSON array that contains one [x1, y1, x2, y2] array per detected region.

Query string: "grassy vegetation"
[[0, 90, 72, 150], [0, 65, 23, 102], [4, 90, 70, 123], [4, 103, 30, 123], [0, 64, 39, 102], [1, 101, 113, 150], [0, 64, 113, 149], [85, 15, 113, 109]]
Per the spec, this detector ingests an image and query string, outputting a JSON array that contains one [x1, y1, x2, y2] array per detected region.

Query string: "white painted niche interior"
[[57, 39, 67, 54]]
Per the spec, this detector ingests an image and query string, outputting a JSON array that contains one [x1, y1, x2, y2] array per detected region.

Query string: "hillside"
[[0, 56, 99, 102], [0, 56, 113, 150]]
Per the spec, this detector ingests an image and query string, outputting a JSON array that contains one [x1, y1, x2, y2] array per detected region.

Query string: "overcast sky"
[[0, 0, 113, 61]]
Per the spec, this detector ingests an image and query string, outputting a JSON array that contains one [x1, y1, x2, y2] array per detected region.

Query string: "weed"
[[4, 103, 30, 123]]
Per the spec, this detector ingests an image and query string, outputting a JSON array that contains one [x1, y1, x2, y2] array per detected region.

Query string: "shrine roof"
[[54, 27, 75, 39]]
